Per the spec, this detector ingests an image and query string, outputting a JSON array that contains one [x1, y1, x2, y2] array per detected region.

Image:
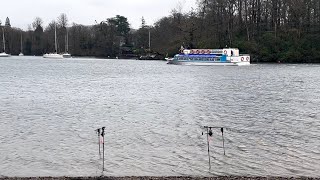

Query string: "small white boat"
[[165, 57, 174, 64], [43, 53, 63, 59], [43, 23, 63, 59], [169, 48, 250, 66], [0, 28, 10, 57], [0, 52, 10, 57], [62, 53, 71, 58]]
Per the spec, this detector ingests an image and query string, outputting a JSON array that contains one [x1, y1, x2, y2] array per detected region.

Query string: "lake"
[[0, 56, 319, 177]]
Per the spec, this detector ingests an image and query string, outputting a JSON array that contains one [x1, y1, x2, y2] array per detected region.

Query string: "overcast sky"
[[1, 0, 197, 30]]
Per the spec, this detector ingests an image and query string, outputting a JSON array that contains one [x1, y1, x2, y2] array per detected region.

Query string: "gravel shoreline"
[[0, 177, 317, 180]]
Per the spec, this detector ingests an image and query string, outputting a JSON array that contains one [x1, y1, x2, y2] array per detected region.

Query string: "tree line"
[[1, 0, 320, 62]]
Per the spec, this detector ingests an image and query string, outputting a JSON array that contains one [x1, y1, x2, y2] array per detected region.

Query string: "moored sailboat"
[[62, 28, 71, 58], [43, 23, 63, 59], [0, 27, 10, 57]]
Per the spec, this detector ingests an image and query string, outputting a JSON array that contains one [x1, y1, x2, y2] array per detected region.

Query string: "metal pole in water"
[[101, 127, 105, 172], [203, 126, 226, 170], [221, 128, 225, 155], [206, 127, 211, 170], [96, 128, 101, 157]]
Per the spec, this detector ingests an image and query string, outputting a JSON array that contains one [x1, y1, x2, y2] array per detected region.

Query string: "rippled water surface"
[[0, 56, 319, 177]]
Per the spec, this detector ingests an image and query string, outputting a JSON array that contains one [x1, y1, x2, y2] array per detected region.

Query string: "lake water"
[[0, 56, 319, 177]]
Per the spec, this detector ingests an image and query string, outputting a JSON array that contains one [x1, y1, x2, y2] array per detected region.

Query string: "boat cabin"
[[182, 48, 240, 57], [222, 48, 239, 57]]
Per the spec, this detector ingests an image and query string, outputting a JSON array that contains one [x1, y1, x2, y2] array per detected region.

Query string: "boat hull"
[[62, 53, 71, 58], [43, 53, 63, 59], [170, 61, 250, 66], [166, 58, 174, 64], [170, 48, 251, 66], [0, 52, 10, 57]]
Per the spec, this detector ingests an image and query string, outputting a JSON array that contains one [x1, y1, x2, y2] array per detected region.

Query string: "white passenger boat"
[[169, 48, 250, 66]]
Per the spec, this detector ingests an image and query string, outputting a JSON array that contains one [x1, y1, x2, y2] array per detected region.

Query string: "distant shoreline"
[[0, 176, 317, 180]]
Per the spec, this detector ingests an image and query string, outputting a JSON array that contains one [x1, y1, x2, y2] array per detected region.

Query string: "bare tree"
[[57, 13, 68, 28], [32, 17, 44, 30]]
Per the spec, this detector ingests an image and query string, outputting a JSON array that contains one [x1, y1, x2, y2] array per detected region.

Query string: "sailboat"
[[43, 23, 63, 59], [62, 28, 71, 58], [19, 33, 24, 56], [0, 27, 10, 57]]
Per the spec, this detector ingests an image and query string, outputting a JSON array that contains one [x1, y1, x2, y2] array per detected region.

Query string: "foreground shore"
[[0, 177, 317, 180]]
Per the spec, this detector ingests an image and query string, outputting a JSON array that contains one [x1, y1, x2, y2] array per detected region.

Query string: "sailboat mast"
[[2, 28, 5, 52], [65, 35, 67, 52], [20, 33, 23, 52], [148, 29, 151, 50], [55, 23, 57, 53], [66, 29, 69, 52]]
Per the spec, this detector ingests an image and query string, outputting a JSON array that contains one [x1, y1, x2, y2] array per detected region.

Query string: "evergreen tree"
[[141, 16, 146, 28], [5, 17, 11, 27], [107, 15, 130, 38]]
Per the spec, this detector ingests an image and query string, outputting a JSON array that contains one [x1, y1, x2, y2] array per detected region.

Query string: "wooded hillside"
[[1, 0, 320, 62]]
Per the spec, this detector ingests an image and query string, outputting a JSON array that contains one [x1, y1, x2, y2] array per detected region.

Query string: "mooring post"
[[101, 127, 105, 172], [206, 127, 211, 170], [97, 128, 101, 157], [202, 126, 226, 170], [221, 128, 225, 155]]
